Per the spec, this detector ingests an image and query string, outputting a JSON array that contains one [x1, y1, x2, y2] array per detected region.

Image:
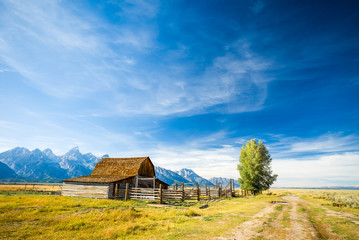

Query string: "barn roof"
[[63, 157, 154, 183], [62, 175, 131, 183]]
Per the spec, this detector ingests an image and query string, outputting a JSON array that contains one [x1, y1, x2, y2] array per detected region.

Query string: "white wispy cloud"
[[265, 133, 359, 187], [272, 152, 359, 187], [133, 132, 359, 185], [0, 1, 272, 117], [267, 133, 359, 159], [251, 0, 265, 14], [0, 1, 107, 97], [290, 133, 359, 153], [110, 0, 160, 19]]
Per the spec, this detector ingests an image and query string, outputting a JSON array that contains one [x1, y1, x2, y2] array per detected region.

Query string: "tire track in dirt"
[[216, 204, 276, 240], [282, 195, 317, 240], [283, 195, 345, 240]]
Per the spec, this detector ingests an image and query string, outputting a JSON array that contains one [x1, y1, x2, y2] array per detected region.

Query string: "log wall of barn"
[[61, 182, 110, 199]]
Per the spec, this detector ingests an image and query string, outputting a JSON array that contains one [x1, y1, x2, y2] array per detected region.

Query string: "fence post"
[[114, 184, 117, 200], [232, 180, 235, 197], [218, 187, 221, 198], [225, 189, 227, 198], [229, 180, 232, 197], [135, 174, 138, 188], [159, 184, 163, 204], [181, 182, 184, 202], [208, 186, 211, 200], [125, 183, 129, 201], [196, 182, 200, 201]]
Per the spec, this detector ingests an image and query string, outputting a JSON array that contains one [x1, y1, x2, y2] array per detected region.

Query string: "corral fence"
[[114, 179, 244, 203]]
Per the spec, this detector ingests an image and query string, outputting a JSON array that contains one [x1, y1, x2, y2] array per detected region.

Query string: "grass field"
[[0, 184, 62, 192], [1, 187, 358, 240]]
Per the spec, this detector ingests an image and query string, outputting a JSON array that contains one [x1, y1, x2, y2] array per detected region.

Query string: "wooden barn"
[[62, 157, 169, 199]]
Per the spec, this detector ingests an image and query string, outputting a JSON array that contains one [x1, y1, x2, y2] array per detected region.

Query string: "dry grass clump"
[[315, 192, 359, 208], [185, 209, 201, 217]]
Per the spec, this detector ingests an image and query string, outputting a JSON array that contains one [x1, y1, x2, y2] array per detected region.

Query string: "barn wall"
[[138, 158, 155, 177], [61, 182, 110, 199]]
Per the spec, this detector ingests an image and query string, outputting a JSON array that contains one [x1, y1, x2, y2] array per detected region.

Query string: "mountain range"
[[0, 147, 239, 187], [0, 147, 104, 180], [176, 168, 215, 187], [208, 177, 240, 187]]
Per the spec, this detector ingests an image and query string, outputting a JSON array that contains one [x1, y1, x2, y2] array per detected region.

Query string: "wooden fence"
[[115, 180, 238, 203]]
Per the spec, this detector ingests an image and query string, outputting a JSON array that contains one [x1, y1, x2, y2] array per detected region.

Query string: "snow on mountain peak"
[[63, 146, 82, 160], [43, 148, 53, 155], [32, 148, 42, 156], [67, 146, 80, 153], [176, 168, 214, 187], [12, 147, 30, 155]]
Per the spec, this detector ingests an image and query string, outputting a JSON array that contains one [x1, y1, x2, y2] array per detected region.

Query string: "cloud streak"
[[267, 133, 359, 160], [0, 1, 272, 116]]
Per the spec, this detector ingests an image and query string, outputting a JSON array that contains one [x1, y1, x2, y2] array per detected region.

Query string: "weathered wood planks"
[[61, 182, 109, 199]]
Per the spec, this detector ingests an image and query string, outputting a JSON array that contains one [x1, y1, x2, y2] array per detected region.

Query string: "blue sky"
[[0, 0, 358, 187]]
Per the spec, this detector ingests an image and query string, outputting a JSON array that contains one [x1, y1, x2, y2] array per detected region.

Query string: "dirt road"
[[216, 204, 276, 240], [216, 195, 344, 240], [281, 195, 317, 239]]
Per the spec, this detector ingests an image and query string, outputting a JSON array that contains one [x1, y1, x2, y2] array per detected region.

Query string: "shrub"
[[315, 192, 359, 208]]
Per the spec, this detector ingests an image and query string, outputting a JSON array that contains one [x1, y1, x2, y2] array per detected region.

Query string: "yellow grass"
[[0, 190, 281, 240], [0, 184, 62, 191], [1, 187, 358, 239]]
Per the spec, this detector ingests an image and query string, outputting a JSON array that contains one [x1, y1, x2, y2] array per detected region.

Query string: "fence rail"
[[115, 179, 239, 203]]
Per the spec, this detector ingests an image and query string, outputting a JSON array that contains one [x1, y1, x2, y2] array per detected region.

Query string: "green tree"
[[237, 139, 277, 194]]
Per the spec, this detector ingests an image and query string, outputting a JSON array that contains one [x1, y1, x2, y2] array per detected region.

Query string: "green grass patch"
[[298, 207, 307, 213], [275, 205, 283, 211], [303, 197, 359, 240]]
